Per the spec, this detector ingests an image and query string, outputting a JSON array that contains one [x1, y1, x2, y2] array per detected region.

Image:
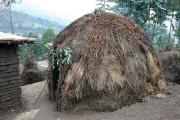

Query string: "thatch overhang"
[[0, 32, 36, 44]]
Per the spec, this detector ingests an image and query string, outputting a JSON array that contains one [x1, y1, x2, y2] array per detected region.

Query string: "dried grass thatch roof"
[[50, 10, 165, 111]]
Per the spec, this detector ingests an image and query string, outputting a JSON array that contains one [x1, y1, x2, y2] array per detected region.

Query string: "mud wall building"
[[0, 32, 35, 112]]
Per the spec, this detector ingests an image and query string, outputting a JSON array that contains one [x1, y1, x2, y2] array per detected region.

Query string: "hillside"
[[13, 1, 71, 26], [0, 10, 66, 35]]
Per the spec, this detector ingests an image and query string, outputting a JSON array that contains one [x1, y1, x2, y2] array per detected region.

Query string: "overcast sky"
[[22, 0, 98, 21]]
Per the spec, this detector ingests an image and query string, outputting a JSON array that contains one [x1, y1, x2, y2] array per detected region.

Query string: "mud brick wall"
[[0, 43, 22, 112]]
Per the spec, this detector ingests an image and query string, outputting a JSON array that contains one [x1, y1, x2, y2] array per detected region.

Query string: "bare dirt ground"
[[1, 81, 180, 120]]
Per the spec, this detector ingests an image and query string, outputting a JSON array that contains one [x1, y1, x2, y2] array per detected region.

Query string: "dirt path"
[[1, 81, 180, 120]]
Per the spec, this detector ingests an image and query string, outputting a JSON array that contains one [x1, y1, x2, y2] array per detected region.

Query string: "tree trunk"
[[9, 2, 14, 34]]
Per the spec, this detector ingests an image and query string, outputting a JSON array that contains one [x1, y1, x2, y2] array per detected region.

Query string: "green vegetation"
[[19, 27, 56, 62], [45, 44, 72, 69], [175, 21, 180, 46], [98, 0, 180, 51], [40, 27, 56, 58], [0, 10, 65, 35], [41, 27, 56, 45]]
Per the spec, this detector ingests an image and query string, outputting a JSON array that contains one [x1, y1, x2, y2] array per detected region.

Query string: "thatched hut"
[[49, 11, 165, 111], [0, 32, 35, 112], [21, 52, 44, 85]]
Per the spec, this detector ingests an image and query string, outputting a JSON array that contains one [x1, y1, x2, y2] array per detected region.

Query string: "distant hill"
[[0, 10, 66, 35], [13, 1, 71, 26]]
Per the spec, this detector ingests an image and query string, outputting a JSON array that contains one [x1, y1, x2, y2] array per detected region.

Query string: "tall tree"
[[109, 0, 168, 27], [0, 0, 21, 34], [175, 21, 180, 44], [166, 0, 180, 47], [107, 0, 180, 50], [97, 0, 114, 10], [166, 0, 180, 21], [41, 27, 56, 58], [41, 26, 56, 44]]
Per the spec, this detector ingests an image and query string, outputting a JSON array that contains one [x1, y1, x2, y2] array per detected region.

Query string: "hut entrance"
[[48, 47, 73, 109], [52, 64, 59, 100], [49, 56, 73, 110]]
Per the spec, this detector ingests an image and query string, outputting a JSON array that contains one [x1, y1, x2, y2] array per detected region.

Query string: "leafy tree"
[[26, 32, 43, 60], [147, 24, 170, 50], [19, 31, 42, 62], [40, 27, 56, 58], [41, 26, 56, 45], [106, 0, 180, 50], [166, 0, 180, 21], [109, 0, 168, 27], [0, 0, 23, 34], [175, 21, 180, 45], [19, 27, 56, 62], [97, 0, 110, 10], [19, 44, 30, 64], [97, 0, 106, 9]]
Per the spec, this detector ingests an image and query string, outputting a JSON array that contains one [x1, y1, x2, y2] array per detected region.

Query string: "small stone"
[[141, 96, 151, 102], [166, 91, 172, 95], [156, 94, 166, 99]]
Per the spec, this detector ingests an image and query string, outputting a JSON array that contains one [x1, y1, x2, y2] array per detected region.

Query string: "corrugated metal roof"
[[0, 32, 36, 43]]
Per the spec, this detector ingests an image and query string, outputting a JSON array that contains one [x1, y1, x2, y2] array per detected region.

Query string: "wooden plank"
[[0, 89, 20, 96], [0, 86, 21, 91], [0, 59, 18, 64], [0, 84, 20, 91], [0, 60, 19, 66], [0, 69, 18, 74], [0, 105, 21, 113], [0, 66, 6, 71], [0, 71, 18, 78], [0, 88, 20, 93], [0, 103, 21, 111], [0, 101, 20, 107], [0, 67, 18, 72], [0, 100, 20, 108], [0, 64, 19, 69], [9, 63, 19, 68], [6, 69, 18, 73], [0, 76, 19, 82], [0, 94, 20, 102], [0, 93, 20, 101], [0, 80, 20, 87], [0, 54, 6, 58], [0, 58, 6, 61], [0, 87, 20, 94], [0, 87, 21, 93]]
